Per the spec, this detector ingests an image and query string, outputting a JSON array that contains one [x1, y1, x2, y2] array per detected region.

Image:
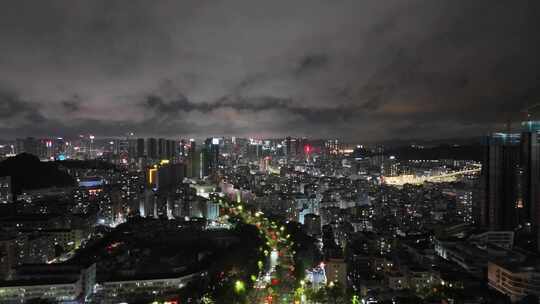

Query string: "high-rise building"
[[43, 139, 54, 160], [480, 133, 521, 230], [157, 138, 166, 159], [285, 136, 294, 159], [167, 140, 178, 160], [16, 137, 42, 158], [520, 126, 540, 246], [147, 163, 185, 191], [117, 138, 129, 155], [203, 138, 220, 177], [297, 137, 308, 159], [136, 138, 145, 158], [370, 145, 385, 168], [127, 138, 137, 162], [520, 120, 540, 251], [179, 139, 188, 157], [186, 140, 200, 178], [480, 118, 540, 252], [165, 140, 172, 160], [146, 138, 157, 160]]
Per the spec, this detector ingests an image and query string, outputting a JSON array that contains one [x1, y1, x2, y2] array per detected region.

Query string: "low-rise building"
[[94, 271, 206, 303], [0, 263, 95, 303], [469, 231, 514, 249], [488, 260, 540, 302]]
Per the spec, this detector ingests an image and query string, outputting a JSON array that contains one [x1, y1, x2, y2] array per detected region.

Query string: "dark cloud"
[[61, 95, 82, 113], [296, 54, 329, 75], [0, 90, 46, 123], [142, 93, 380, 125], [0, 0, 538, 141], [0, 91, 32, 119]]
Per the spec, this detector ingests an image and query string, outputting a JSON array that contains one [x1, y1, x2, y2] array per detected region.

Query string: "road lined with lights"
[[217, 197, 302, 303]]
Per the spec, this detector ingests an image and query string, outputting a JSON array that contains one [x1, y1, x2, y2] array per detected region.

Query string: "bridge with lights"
[[383, 166, 481, 186]]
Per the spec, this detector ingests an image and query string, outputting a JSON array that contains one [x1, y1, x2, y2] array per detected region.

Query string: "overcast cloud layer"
[[0, 0, 539, 141]]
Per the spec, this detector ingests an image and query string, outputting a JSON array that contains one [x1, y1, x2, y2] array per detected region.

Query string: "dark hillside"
[[0, 153, 75, 196]]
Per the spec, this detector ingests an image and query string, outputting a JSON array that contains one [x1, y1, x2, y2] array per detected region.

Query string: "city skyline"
[[2, 2, 540, 303], [1, 1, 539, 141]]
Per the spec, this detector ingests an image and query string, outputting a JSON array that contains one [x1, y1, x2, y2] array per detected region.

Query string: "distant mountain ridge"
[[386, 144, 483, 161]]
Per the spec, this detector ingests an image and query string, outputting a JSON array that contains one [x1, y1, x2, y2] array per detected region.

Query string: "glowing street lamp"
[[234, 280, 245, 294]]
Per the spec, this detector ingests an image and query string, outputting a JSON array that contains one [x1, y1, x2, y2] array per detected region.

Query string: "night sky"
[[1, 0, 539, 141]]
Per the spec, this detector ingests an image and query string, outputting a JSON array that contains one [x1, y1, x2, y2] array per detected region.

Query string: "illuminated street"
[[216, 197, 301, 303]]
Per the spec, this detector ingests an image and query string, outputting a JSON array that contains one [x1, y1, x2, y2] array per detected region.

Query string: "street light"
[[234, 280, 245, 294]]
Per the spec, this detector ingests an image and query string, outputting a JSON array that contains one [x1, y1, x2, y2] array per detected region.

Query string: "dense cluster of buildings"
[[0, 123, 540, 302]]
